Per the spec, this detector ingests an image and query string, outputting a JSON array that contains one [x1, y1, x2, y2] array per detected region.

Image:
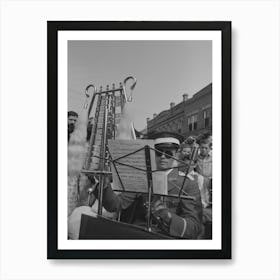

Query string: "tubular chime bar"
[[81, 76, 137, 215]]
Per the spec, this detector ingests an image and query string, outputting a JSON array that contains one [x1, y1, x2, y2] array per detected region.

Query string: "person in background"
[[68, 111, 78, 142], [93, 131, 203, 239], [178, 136, 197, 162], [195, 133, 212, 238], [86, 117, 94, 142], [196, 134, 212, 179]]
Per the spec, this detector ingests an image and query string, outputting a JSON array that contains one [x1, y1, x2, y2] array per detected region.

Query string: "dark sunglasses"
[[155, 149, 174, 159]]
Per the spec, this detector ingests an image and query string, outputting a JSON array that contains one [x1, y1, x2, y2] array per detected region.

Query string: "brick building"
[[146, 83, 212, 139]]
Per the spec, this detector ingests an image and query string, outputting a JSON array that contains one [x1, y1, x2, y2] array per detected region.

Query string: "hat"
[[68, 111, 78, 118], [147, 131, 184, 149]]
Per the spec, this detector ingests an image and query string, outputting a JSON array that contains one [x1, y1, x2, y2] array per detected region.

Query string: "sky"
[[68, 40, 212, 131]]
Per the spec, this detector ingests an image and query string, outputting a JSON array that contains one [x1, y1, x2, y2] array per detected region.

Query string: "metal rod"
[[84, 95, 102, 170], [85, 84, 97, 118], [97, 94, 109, 216], [144, 145, 153, 231], [84, 84, 96, 110], [97, 174, 104, 215], [95, 88, 123, 95], [112, 92, 116, 139], [107, 151, 125, 191], [111, 189, 196, 201], [123, 76, 137, 102], [76, 173, 81, 197], [81, 169, 112, 175]]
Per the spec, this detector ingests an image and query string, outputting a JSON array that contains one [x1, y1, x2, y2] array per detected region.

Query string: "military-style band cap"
[[154, 137, 180, 146], [146, 131, 184, 149]]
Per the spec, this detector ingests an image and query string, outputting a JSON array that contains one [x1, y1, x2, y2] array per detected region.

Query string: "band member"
[[95, 131, 203, 239], [68, 111, 78, 142]]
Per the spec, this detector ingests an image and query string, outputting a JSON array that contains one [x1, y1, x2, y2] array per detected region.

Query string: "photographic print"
[[48, 21, 231, 259]]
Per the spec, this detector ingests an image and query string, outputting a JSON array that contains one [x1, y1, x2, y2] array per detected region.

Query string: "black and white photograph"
[[48, 21, 231, 259], [67, 40, 213, 240]]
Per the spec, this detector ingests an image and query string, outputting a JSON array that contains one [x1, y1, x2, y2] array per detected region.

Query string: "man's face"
[[199, 143, 210, 157], [68, 116, 78, 133], [155, 146, 177, 170]]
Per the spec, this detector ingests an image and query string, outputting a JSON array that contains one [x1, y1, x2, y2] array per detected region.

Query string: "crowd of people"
[[68, 111, 212, 239], [177, 132, 213, 238]]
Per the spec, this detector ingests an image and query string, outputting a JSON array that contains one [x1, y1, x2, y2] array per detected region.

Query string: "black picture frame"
[[47, 21, 231, 259]]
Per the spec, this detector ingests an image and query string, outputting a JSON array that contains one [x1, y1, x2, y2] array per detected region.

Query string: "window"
[[187, 115, 198, 131], [193, 115, 198, 130], [177, 119, 182, 133], [188, 117, 192, 131], [204, 110, 210, 128]]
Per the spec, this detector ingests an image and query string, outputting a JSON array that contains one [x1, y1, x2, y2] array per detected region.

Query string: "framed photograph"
[[48, 21, 231, 259]]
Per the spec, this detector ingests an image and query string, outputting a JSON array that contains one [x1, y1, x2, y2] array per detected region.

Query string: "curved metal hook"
[[123, 76, 137, 102], [84, 84, 97, 109]]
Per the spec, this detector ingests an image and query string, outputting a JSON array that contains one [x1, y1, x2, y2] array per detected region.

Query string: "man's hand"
[[151, 200, 172, 232]]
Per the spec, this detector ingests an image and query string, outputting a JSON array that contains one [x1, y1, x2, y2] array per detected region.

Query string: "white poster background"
[[58, 30, 221, 250], [0, 0, 279, 280]]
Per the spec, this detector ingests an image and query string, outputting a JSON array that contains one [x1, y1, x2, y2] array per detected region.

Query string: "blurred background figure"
[[179, 136, 197, 161], [196, 133, 212, 178], [86, 117, 94, 142], [68, 111, 78, 142], [177, 136, 198, 172], [195, 133, 212, 238]]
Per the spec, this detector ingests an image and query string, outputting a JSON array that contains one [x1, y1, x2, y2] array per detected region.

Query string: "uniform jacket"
[[101, 168, 203, 239]]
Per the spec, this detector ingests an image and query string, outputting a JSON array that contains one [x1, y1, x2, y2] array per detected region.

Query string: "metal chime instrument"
[[76, 76, 137, 216]]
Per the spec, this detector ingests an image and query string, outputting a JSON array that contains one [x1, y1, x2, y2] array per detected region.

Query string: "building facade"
[[147, 83, 212, 139]]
